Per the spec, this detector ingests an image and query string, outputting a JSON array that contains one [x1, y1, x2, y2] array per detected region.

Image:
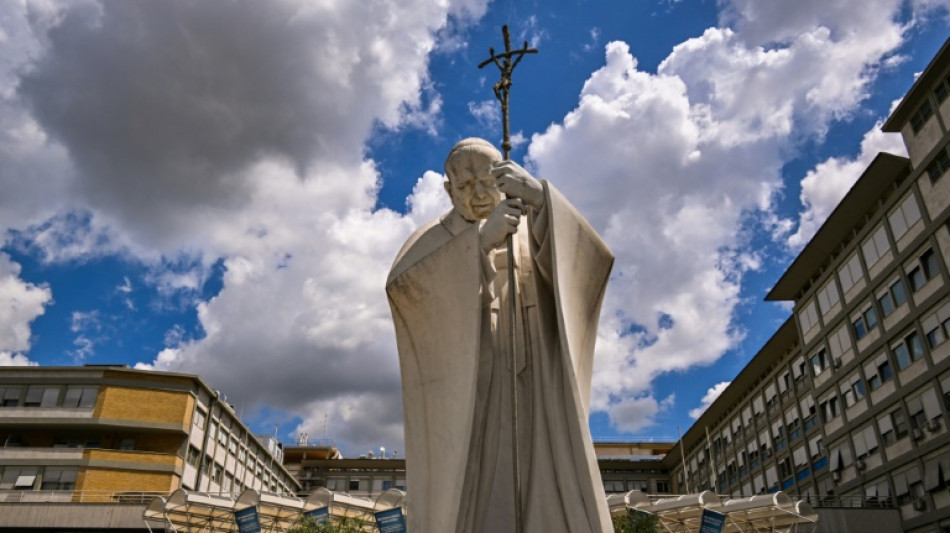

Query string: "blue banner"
[[234, 506, 262, 533], [374, 507, 406, 533], [304, 506, 330, 525], [698, 508, 726, 533]]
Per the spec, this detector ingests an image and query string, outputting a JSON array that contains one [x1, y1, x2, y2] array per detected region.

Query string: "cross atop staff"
[[478, 24, 537, 533], [478, 25, 538, 159]]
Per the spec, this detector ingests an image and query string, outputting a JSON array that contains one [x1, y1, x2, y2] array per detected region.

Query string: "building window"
[[853, 305, 878, 340], [890, 409, 910, 442], [910, 99, 934, 134], [187, 445, 201, 467], [773, 424, 786, 452], [24, 386, 60, 407], [798, 300, 819, 333], [861, 225, 890, 269], [193, 407, 207, 429], [855, 378, 866, 400], [811, 349, 830, 377], [40, 468, 77, 491], [852, 426, 878, 459], [865, 354, 893, 391], [838, 253, 864, 294], [816, 279, 840, 316], [921, 301, 950, 349], [828, 323, 852, 360], [893, 331, 925, 371], [908, 249, 940, 292], [0, 387, 23, 407], [926, 148, 950, 183], [820, 395, 840, 423], [936, 75, 950, 103], [878, 279, 907, 318], [787, 418, 803, 442], [0, 467, 39, 490], [894, 467, 921, 505], [211, 463, 223, 484], [62, 386, 98, 408], [888, 193, 922, 241]]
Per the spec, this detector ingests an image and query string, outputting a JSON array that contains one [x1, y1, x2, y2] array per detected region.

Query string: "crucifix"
[[478, 25, 537, 533]]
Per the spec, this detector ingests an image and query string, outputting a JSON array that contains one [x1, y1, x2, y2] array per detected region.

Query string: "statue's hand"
[[491, 160, 544, 209], [479, 198, 523, 252]]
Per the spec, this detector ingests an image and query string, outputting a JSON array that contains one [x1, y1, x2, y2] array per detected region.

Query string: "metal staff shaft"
[[478, 25, 537, 533]]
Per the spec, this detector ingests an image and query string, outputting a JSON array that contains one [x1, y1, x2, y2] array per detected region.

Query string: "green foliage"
[[612, 509, 660, 533], [288, 515, 367, 533]]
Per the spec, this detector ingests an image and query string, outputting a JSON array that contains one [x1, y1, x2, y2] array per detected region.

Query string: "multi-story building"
[[282, 441, 674, 500], [0, 365, 299, 502], [665, 38, 950, 533]]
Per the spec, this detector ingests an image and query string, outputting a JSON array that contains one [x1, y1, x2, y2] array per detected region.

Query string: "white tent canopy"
[[615, 490, 818, 533], [143, 488, 406, 532]]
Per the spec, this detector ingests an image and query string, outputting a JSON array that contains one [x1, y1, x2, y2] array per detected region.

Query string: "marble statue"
[[386, 138, 614, 532]]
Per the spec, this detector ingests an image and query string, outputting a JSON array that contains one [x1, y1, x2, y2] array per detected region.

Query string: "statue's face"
[[445, 150, 502, 221]]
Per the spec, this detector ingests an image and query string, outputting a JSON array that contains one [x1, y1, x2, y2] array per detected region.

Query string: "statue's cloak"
[[386, 182, 613, 532]]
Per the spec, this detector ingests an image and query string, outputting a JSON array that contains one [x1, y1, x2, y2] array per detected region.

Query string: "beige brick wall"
[[84, 448, 182, 469], [76, 468, 178, 500], [95, 385, 190, 427]]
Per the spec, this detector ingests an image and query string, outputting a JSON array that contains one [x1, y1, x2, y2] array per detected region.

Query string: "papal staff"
[[478, 25, 537, 533]]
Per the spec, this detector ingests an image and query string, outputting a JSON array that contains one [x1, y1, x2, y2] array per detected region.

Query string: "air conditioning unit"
[[833, 358, 842, 369], [855, 459, 866, 470], [912, 428, 924, 441], [925, 419, 941, 433], [832, 471, 841, 482], [912, 498, 927, 511]]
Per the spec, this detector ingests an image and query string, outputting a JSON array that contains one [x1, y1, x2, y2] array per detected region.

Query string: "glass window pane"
[[891, 281, 906, 306], [864, 307, 878, 329], [879, 293, 894, 317], [63, 387, 83, 407], [40, 388, 59, 407], [894, 344, 910, 370], [854, 319, 867, 340], [908, 333, 923, 361], [78, 387, 98, 408]]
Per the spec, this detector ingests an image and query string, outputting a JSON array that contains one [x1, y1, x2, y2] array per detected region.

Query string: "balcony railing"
[[797, 494, 896, 509], [0, 490, 165, 504]]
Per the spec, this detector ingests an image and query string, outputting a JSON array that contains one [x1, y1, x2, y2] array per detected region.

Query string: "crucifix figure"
[[387, 25, 615, 533]]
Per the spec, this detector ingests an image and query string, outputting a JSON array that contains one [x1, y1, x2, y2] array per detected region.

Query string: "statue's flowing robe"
[[386, 182, 614, 532]]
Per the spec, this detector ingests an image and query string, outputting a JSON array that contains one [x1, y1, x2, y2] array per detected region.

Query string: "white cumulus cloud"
[[527, 0, 927, 432], [0, 253, 51, 361], [689, 381, 731, 419]]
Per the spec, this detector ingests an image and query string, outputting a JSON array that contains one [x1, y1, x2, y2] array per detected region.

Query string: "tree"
[[612, 509, 660, 533], [288, 515, 368, 533]]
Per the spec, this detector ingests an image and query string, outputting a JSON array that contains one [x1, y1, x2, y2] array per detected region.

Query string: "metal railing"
[[796, 494, 895, 509], [0, 490, 166, 504]]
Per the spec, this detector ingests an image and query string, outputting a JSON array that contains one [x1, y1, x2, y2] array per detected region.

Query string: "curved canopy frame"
[[618, 490, 819, 533], [143, 488, 395, 532]]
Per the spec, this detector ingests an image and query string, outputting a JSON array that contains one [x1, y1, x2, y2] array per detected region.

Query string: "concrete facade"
[[282, 441, 674, 501], [0, 365, 299, 504], [665, 38, 950, 533]]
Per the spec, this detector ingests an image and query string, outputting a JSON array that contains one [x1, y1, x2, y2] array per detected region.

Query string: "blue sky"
[[1, 0, 948, 456]]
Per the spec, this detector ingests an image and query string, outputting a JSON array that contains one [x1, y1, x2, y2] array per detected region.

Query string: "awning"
[[143, 488, 406, 532], [616, 490, 819, 533]]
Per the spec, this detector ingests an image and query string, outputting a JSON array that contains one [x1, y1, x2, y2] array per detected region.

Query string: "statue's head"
[[444, 138, 503, 221]]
